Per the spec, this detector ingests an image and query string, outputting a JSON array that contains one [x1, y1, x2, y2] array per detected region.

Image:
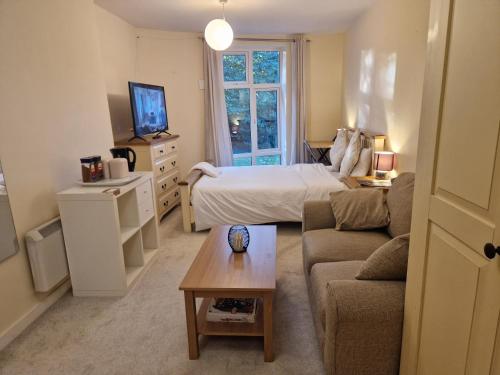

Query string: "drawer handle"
[[160, 166, 165, 172], [173, 177, 178, 183], [164, 201, 168, 207], [162, 184, 166, 189], [171, 161, 176, 166], [172, 146, 176, 150], [160, 149, 164, 154], [174, 191, 179, 197]]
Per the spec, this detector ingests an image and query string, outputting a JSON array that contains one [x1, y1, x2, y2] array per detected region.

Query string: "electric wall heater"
[[26, 217, 69, 292]]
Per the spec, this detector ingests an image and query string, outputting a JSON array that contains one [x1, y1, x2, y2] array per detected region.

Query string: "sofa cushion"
[[386, 173, 415, 237], [330, 189, 390, 231], [356, 233, 410, 281], [310, 261, 364, 331], [303, 229, 391, 274]]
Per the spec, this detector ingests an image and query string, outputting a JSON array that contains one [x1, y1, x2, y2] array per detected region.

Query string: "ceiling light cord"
[[222, 1, 226, 20]]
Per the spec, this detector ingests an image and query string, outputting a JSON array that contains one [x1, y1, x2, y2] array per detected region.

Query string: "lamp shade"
[[204, 18, 233, 51], [374, 151, 395, 171]]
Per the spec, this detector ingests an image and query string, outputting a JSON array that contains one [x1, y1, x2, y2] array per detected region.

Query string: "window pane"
[[233, 157, 252, 167], [225, 88, 251, 154], [223, 54, 246, 82], [253, 51, 280, 84], [256, 90, 278, 150], [256, 155, 281, 165]]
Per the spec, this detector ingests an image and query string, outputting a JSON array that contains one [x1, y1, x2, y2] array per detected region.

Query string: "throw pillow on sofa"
[[329, 189, 390, 230], [386, 173, 415, 237], [356, 233, 410, 280]]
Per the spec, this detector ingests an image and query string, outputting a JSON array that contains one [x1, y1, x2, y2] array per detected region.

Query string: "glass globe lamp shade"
[[204, 18, 233, 51]]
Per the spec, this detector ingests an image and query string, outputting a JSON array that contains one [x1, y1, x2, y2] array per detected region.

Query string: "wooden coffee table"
[[179, 225, 277, 362]]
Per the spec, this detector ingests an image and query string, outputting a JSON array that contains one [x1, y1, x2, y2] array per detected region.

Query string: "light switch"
[[198, 80, 205, 90]]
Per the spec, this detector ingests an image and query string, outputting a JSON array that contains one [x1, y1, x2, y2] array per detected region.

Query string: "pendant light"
[[204, 0, 234, 51]]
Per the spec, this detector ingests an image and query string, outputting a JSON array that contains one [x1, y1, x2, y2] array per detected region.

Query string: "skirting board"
[[0, 280, 71, 351]]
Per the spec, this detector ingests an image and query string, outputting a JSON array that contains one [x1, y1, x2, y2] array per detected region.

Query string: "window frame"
[[222, 47, 285, 166]]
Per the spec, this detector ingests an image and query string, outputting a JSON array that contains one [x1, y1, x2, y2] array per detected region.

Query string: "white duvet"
[[192, 163, 346, 231]]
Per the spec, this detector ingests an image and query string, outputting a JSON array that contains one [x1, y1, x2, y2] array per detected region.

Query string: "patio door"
[[223, 49, 284, 166]]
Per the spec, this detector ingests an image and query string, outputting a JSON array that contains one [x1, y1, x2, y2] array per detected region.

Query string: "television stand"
[[127, 135, 148, 142], [152, 130, 171, 139]]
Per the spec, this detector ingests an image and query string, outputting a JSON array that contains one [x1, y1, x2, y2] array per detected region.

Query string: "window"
[[223, 48, 284, 166], [223, 54, 247, 82]]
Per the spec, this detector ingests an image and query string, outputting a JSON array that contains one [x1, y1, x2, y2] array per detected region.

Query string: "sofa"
[[302, 173, 415, 375]]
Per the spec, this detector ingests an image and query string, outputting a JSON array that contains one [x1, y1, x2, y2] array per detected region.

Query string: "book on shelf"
[[206, 298, 257, 323], [357, 178, 391, 187]]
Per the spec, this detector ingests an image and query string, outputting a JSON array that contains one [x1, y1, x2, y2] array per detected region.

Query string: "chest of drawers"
[[115, 135, 181, 220]]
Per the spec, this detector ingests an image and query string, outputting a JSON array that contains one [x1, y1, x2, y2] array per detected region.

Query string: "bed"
[[180, 129, 385, 232]]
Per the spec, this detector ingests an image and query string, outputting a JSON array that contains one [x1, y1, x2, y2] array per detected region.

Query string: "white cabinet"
[[57, 173, 159, 297], [115, 135, 181, 220]]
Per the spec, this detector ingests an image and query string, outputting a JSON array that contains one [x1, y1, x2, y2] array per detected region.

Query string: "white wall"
[[342, 0, 430, 172], [134, 29, 206, 177], [306, 33, 345, 141], [95, 6, 137, 141], [0, 0, 114, 339], [94, 11, 206, 178]]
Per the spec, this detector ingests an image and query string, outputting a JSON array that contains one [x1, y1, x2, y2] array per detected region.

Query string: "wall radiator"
[[26, 217, 69, 293]]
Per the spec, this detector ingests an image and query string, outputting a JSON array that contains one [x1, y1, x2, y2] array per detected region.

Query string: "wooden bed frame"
[[179, 128, 386, 232]]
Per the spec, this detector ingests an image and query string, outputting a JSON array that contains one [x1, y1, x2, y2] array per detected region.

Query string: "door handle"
[[484, 243, 500, 259]]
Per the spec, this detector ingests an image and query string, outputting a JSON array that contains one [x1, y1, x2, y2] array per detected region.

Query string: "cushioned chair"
[[302, 173, 415, 375]]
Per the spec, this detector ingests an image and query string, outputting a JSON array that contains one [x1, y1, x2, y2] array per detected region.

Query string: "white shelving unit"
[[57, 172, 160, 296]]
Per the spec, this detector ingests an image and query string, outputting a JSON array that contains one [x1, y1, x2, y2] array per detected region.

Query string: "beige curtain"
[[203, 42, 233, 167], [290, 35, 308, 164]]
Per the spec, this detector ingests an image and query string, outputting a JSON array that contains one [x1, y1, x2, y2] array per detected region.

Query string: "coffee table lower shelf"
[[197, 298, 264, 337]]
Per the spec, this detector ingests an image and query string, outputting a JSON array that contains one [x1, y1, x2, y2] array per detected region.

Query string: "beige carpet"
[[0, 207, 325, 375]]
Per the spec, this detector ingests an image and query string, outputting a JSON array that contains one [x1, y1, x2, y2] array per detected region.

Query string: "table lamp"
[[374, 151, 395, 179]]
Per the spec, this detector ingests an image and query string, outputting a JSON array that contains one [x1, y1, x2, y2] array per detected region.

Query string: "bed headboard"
[[338, 127, 386, 152], [336, 128, 386, 176]]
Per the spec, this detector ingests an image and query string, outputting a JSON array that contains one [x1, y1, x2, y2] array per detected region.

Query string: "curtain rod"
[[198, 37, 311, 42]]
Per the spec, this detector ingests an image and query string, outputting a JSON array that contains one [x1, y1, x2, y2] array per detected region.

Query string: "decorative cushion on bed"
[[355, 233, 410, 280], [329, 189, 390, 231], [350, 148, 372, 177], [329, 129, 349, 171], [339, 130, 362, 177], [189, 162, 220, 178]]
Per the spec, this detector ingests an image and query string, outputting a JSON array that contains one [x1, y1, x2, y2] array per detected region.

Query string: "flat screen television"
[[128, 82, 169, 141]]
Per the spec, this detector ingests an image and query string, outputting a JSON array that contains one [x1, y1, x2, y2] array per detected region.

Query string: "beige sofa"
[[302, 173, 415, 375]]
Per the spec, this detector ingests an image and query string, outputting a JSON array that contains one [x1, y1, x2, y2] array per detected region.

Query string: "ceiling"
[[94, 0, 376, 34]]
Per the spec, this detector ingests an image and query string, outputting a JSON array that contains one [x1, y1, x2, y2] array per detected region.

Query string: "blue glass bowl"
[[228, 225, 250, 253]]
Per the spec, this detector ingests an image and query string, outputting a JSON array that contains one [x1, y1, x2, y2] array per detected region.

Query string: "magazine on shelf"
[[206, 298, 257, 323], [358, 179, 391, 187]]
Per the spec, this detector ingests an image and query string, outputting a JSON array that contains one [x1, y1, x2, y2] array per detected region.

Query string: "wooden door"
[[400, 0, 500, 374]]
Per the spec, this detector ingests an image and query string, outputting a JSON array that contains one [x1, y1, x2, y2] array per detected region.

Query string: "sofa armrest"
[[323, 280, 405, 375], [302, 201, 336, 232]]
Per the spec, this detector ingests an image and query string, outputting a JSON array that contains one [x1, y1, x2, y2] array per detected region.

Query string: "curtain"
[[289, 35, 308, 164], [203, 42, 233, 167]]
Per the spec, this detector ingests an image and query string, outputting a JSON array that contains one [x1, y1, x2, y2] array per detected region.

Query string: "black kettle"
[[110, 147, 136, 172]]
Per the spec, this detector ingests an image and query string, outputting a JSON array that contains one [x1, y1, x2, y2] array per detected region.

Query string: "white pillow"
[[329, 129, 349, 171], [340, 130, 362, 177], [189, 162, 220, 178], [351, 148, 372, 177]]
